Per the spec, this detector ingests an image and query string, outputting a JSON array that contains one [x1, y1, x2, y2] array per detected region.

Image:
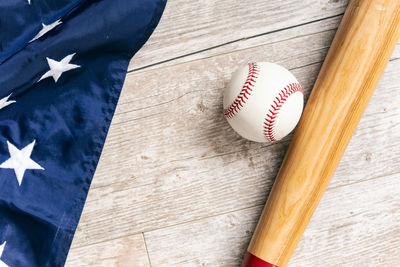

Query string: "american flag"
[[0, 0, 166, 266]]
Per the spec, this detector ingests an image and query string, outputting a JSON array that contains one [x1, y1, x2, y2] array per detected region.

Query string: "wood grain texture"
[[247, 1, 400, 265], [66, 234, 150, 267], [144, 173, 400, 267], [129, 0, 348, 72], [66, 0, 400, 265]]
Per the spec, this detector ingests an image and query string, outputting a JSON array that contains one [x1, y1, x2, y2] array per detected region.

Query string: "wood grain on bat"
[[244, 0, 400, 266]]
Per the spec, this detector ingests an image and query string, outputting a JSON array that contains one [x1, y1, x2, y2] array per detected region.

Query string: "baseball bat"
[[241, 0, 400, 266]]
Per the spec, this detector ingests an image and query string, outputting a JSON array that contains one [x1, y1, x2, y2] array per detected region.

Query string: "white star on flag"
[[0, 242, 8, 267], [0, 140, 44, 186], [38, 53, 80, 83], [30, 20, 62, 43], [0, 94, 15, 110]]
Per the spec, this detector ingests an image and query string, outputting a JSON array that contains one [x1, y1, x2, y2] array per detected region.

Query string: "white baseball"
[[223, 62, 304, 143]]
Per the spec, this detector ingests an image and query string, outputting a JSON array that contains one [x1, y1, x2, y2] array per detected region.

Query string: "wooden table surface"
[[65, 0, 400, 266]]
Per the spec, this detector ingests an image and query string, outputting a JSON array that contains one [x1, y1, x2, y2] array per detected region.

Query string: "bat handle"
[[241, 0, 400, 266]]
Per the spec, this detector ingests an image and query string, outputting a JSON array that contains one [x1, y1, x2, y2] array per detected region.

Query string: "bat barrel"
[[242, 0, 400, 266]]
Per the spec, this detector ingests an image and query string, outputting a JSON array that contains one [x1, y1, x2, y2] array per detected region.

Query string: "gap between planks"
[[128, 0, 349, 72], [69, 168, 400, 252], [129, 14, 344, 73]]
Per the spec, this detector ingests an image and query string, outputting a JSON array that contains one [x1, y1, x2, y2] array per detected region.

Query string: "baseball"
[[223, 62, 304, 143]]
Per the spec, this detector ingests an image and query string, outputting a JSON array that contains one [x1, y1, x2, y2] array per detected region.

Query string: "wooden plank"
[[66, 234, 150, 267], [144, 173, 400, 266], [128, 0, 349, 72], [69, 37, 400, 248]]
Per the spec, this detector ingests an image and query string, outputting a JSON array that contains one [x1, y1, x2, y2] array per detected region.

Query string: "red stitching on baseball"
[[224, 63, 260, 118], [264, 83, 303, 142]]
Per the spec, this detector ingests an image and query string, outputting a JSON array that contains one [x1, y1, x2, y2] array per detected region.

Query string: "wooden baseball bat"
[[241, 1, 400, 266]]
